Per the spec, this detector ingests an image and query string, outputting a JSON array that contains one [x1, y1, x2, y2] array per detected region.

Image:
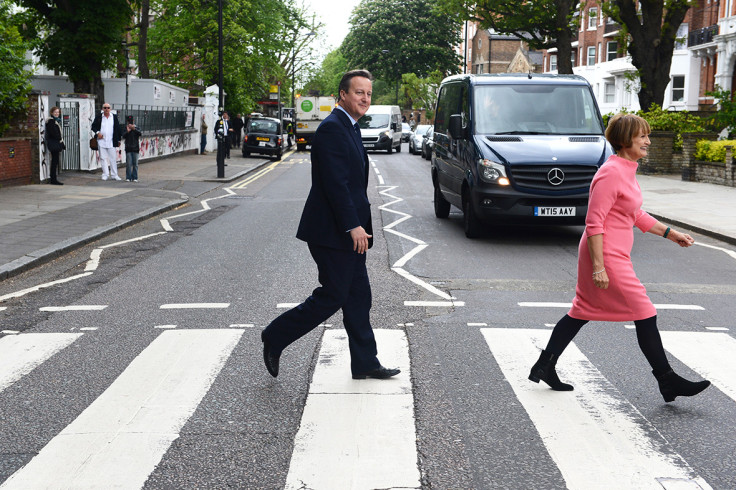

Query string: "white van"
[[358, 105, 402, 153]]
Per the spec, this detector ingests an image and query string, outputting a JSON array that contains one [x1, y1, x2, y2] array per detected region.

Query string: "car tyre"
[[243, 151, 250, 158], [396, 142, 401, 153], [387, 145, 393, 154], [462, 194, 482, 238], [297, 143, 307, 151], [434, 184, 451, 219]]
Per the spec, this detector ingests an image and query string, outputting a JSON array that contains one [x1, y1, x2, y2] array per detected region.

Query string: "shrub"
[[694, 139, 736, 163], [603, 105, 709, 151]]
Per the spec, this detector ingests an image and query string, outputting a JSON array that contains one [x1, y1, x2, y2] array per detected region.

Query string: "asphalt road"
[[0, 144, 734, 489]]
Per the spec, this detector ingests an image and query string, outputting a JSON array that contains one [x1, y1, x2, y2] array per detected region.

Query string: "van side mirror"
[[449, 114, 464, 139]]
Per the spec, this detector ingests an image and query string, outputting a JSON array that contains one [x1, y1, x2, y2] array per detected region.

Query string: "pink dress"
[[568, 155, 658, 321]]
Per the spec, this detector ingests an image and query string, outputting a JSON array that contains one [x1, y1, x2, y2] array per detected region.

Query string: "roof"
[[440, 73, 591, 86]]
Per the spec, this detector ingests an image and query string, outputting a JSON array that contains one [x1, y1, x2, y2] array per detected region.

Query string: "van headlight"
[[479, 159, 510, 185], [380, 130, 391, 140]]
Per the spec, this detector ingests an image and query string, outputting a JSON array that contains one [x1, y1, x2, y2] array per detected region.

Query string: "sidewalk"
[[0, 152, 273, 280], [0, 155, 734, 281]]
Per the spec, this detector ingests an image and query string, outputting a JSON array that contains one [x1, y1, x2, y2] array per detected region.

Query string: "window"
[[587, 46, 596, 66], [675, 23, 688, 50], [478, 38, 482, 49], [550, 55, 558, 71], [671, 76, 685, 102], [476, 64, 484, 74], [588, 8, 597, 29], [604, 82, 615, 103], [607, 41, 618, 61], [571, 51, 576, 67]]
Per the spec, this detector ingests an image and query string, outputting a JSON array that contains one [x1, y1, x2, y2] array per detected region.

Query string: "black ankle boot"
[[653, 369, 710, 403], [529, 350, 573, 391]]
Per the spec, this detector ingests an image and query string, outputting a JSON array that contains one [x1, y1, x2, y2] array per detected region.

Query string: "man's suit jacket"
[[91, 113, 121, 147], [296, 108, 373, 251]]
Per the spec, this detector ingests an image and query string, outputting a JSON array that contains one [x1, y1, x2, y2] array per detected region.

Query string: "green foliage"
[[694, 139, 736, 163], [342, 0, 461, 88], [401, 71, 442, 113], [15, 0, 132, 95], [705, 86, 736, 135], [0, 0, 33, 136], [603, 105, 709, 151], [301, 50, 348, 97]]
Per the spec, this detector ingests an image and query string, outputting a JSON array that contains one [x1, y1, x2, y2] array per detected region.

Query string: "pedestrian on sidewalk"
[[122, 116, 142, 182], [232, 113, 244, 148], [200, 115, 208, 154], [91, 103, 122, 181], [214, 111, 230, 165], [260, 69, 400, 381], [528, 113, 711, 403], [45, 106, 65, 185]]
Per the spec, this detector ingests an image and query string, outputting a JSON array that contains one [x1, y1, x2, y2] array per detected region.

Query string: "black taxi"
[[243, 116, 285, 160]]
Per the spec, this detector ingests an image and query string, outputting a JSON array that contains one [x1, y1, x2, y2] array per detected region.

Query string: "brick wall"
[[0, 138, 33, 186], [640, 131, 675, 174], [0, 92, 43, 187]]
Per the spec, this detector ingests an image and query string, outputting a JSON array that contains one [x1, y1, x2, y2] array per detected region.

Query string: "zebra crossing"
[[0, 326, 732, 488]]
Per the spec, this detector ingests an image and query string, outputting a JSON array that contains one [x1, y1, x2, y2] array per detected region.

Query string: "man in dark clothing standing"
[[231, 113, 244, 148]]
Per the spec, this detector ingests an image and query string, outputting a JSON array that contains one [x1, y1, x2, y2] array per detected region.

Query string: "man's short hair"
[[605, 113, 651, 152], [338, 69, 373, 101]]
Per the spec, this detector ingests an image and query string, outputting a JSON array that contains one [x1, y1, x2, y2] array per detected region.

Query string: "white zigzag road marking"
[[378, 185, 461, 304], [694, 241, 736, 261]]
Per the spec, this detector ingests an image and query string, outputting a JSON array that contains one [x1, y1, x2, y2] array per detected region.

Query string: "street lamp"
[[216, 0, 225, 178]]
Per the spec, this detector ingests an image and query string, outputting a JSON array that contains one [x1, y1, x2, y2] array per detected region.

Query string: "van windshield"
[[358, 114, 389, 129], [473, 84, 605, 135]]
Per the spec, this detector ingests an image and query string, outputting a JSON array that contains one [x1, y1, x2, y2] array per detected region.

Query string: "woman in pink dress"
[[528, 113, 710, 403]]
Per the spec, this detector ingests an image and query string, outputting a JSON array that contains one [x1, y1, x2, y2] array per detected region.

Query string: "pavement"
[[0, 153, 734, 281]]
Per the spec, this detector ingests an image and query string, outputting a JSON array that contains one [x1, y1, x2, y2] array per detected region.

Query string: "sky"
[[304, 0, 362, 54]]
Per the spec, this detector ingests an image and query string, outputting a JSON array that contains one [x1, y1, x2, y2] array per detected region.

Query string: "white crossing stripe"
[[284, 329, 419, 490], [0, 333, 82, 393], [481, 328, 711, 490], [39, 305, 107, 312], [159, 303, 229, 309], [661, 331, 736, 403], [0, 329, 243, 489]]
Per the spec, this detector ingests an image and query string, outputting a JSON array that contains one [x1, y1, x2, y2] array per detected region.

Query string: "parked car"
[[401, 122, 412, 142], [431, 73, 613, 238], [421, 126, 434, 160], [242, 116, 285, 160], [409, 124, 431, 154]]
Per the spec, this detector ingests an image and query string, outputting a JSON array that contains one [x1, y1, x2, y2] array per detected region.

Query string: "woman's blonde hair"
[[605, 113, 650, 151]]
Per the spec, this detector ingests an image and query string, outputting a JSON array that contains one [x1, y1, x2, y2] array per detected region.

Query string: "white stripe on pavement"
[[159, 303, 229, 309], [661, 331, 736, 403], [0, 333, 82, 393], [39, 305, 107, 312], [0, 329, 243, 489], [480, 328, 710, 490], [518, 302, 704, 310], [285, 329, 419, 490]]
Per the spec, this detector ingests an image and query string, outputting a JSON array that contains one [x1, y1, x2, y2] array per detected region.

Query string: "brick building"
[[471, 30, 543, 75]]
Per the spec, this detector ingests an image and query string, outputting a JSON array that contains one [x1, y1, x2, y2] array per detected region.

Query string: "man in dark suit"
[[261, 69, 400, 380]]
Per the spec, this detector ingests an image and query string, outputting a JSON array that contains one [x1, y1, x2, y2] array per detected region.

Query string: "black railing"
[[688, 25, 718, 47], [110, 104, 195, 133]]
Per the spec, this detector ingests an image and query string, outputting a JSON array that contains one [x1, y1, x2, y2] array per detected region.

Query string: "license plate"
[[256, 137, 269, 141], [535, 206, 575, 216], [258, 141, 267, 147], [364, 143, 374, 148]]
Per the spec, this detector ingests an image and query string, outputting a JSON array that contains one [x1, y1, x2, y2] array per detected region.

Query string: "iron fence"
[[58, 101, 80, 171], [110, 104, 195, 133]]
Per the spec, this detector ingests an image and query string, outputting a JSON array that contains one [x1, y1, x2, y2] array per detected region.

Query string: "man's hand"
[[350, 226, 372, 254]]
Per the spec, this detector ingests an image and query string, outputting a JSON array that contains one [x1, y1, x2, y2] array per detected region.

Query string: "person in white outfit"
[[91, 103, 122, 180]]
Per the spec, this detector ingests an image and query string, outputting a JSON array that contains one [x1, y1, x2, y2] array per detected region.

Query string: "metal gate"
[[59, 101, 80, 171]]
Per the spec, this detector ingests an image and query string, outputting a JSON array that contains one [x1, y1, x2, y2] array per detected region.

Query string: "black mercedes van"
[[431, 74, 614, 237]]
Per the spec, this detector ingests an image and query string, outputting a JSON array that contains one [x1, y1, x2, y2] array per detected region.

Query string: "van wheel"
[[387, 145, 393, 154], [434, 184, 450, 219], [462, 196, 482, 238], [396, 142, 402, 152]]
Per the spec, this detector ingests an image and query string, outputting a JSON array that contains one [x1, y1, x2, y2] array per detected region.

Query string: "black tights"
[[544, 314, 670, 372]]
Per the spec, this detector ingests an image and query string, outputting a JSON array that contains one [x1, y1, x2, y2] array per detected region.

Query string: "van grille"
[[568, 136, 601, 142], [486, 136, 523, 142], [510, 165, 598, 191]]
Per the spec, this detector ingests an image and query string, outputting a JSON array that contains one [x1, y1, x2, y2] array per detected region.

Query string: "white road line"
[[159, 303, 230, 309], [0, 307, 6, 312], [0, 272, 94, 303], [0, 333, 82, 392], [404, 300, 465, 307], [695, 241, 736, 261], [392, 243, 428, 268], [467, 322, 488, 327], [481, 328, 711, 490], [277, 303, 300, 308], [79, 327, 98, 331], [229, 323, 255, 328], [392, 267, 456, 301], [705, 326, 729, 331], [154, 325, 177, 329], [0, 329, 243, 489], [1, 330, 19, 335], [518, 302, 704, 310], [661, 331, 736, 403], [284, 329, 419, 490], [39, 305, 107, 312]]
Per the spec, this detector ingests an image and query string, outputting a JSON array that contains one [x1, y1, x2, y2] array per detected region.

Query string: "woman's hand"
[[593, 269, 609, 289], [669, 229, 694, 247]]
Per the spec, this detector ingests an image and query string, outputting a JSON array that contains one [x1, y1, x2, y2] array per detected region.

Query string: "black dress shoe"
[[50, 180, 63, 185], [262, 337, 280, 378], [352, 365, 401, 380]]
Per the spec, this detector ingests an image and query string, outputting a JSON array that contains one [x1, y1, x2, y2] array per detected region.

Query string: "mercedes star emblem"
[[547, 168, 564, 186]]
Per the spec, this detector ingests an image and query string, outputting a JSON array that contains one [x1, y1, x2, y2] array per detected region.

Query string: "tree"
[[401, 71, 443, 117], [0, 0, 33, 136], [341, 0, 461, 101], [301, 49, 349, 97], [15, 0, 132, 108], [436, 0, 578, 74], [604, 0, 692, 111]]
